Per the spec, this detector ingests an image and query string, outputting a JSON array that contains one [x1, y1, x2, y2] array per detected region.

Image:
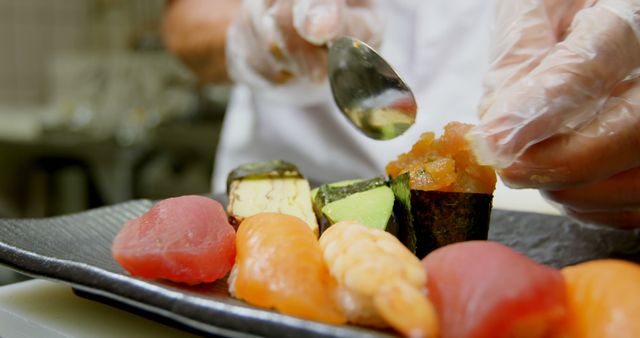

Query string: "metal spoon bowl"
[[328, 37, 417, 140]]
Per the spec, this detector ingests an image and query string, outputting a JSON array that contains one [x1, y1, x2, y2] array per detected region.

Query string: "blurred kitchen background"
[[0, 0, 228, 218], [0, 0, 229, 283]]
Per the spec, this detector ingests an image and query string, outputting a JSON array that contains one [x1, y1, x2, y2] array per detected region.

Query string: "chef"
[[163, 0, 640, 228]]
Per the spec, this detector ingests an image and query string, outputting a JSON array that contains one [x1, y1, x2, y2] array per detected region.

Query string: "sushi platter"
[[0, 201, 638, 337]]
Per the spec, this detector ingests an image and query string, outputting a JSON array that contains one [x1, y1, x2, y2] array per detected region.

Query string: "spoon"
[[328, 36, 417, 140]]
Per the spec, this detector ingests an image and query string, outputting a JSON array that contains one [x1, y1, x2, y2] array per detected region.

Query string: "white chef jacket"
[[212, 0, 494, 194]]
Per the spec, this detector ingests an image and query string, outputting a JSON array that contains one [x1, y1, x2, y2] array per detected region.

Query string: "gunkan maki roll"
[[386, 122, 497, 258]]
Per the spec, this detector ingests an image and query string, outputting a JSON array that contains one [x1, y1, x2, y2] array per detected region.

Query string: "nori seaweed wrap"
[[391, 173, 492, 258]]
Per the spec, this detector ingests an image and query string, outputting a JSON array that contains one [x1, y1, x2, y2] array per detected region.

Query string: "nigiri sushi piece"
[[421, 241, 567, 338], [112, 195, 235, 285], [228, 212, 345, 324], [559, 259, 640, 338], [319, 221, 439, 338]]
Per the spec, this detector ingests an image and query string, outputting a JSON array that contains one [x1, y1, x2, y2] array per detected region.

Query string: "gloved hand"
[[226, 0, 381, 88], [468, 0, 640, 228], [163, 0, 242, 83]]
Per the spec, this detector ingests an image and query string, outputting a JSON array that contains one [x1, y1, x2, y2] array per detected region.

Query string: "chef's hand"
[[226, 0, 381, 88], [468, 0, 640, 228]]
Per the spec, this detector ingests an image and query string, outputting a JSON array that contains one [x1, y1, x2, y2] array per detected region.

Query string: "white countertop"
[[0, 184, 559, 337], [0, 279, 200, 338]]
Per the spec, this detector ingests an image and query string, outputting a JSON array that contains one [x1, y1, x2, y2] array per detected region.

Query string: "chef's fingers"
[[480, 0, 592, 115], [541, 168, 640, 212], [562, 209, 640, 230], [293, 0, 381, 47], [227, 0, 382, 86], [470, 1, 640, 169], [226, 0, 329, 85], [293, 0, 344, 45], [272, 0, 331, 83], [341, 0, 382, 48], [497, 77, 640, 189], [226, 0, 291, 85]]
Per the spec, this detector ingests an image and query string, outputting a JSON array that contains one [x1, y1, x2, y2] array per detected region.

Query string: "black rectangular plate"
[[0, 199, 639, 337]]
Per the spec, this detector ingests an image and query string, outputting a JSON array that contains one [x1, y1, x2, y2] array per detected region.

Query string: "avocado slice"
[[311, 179, 363, 221], [321, 186, 396, 231], [312, 177, 386, 217], [312, 177, 397, 234]]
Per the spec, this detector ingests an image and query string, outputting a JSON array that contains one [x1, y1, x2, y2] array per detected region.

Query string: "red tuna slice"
[[422, 241, 566, 338], [112, 195, 235, 285]]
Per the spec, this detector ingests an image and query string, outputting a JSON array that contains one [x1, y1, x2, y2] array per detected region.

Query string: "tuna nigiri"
[[422, 241, 566, 338], [112, 195, 236, 285], [228, 212, 345, 324], [559, 259, 640, 338], [319, 221, 439, 338]]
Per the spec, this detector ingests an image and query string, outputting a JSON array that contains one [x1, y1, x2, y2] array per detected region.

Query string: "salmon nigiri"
[[422, 241, 567, 338], [559, 259, 640, 338], [228, 212, 345, 324]]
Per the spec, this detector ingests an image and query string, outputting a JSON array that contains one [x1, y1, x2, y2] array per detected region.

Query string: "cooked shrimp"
[[319, 221, 439, 337]]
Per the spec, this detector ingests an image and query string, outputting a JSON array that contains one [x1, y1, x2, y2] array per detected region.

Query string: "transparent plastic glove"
[[226, 0, 381, 89], [468, 0, 640, 228]]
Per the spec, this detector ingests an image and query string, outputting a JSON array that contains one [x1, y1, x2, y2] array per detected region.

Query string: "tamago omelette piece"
[[111, 195, 236, 285], [228, 213, 345, 324]]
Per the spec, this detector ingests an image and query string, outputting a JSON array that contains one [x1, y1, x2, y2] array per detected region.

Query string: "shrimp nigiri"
[[319, 221, 439, 338]]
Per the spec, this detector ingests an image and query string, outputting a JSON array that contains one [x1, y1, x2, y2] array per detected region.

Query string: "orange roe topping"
[[386, 122, 496, 194]]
